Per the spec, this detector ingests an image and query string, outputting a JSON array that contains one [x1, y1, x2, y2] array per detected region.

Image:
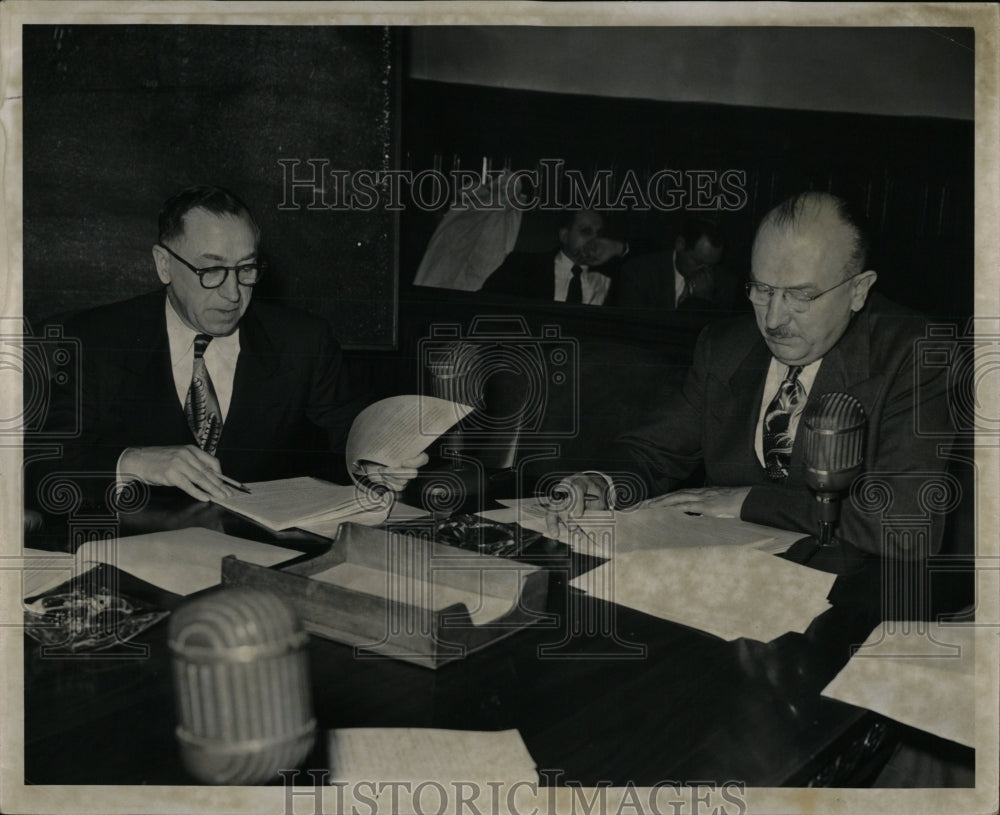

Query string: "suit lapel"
[[220, 305, 281, 450], [725, 333, 772, 468]]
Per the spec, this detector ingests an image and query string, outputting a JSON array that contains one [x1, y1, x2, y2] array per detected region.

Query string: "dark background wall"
[[23, 25, 398, 348]]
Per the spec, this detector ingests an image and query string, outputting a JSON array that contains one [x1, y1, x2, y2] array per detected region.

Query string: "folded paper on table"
[[821, 622, 975, 748], [569, 545, 835, 642], [76, 528, 298, 596], [327, 727, 538, 785], [496, 497, 807, 555], [346, 394, 473, 474]]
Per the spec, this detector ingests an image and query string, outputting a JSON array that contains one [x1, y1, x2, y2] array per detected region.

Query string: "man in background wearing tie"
[[548, 191, 955, 558], [37, 185, 422, 507], [479, 209, 626, 305]]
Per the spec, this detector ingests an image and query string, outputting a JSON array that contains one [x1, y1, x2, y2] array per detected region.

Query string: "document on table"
[[309, 562, 516, 626], [327, 727, 538, 784], [821, 621, 975, 748], [76, 528, 298, 596], [346, 394, 473, 474], [213, 477, 380, 531], [494, 497, 807, 556], [569, 545, 835, 642]]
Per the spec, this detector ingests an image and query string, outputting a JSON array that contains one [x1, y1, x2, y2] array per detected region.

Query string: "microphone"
[[168, 587, 316, 784], [800, 392, 867, 547]]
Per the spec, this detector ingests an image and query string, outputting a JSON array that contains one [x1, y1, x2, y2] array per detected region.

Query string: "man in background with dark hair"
[[36, 185, 422, 507], [611, 213, 739, 311], [479, 209, 628, 305]]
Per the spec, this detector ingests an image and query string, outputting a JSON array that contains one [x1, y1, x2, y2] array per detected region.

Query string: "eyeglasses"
[[745, 274, 858, 314], [157, 243, 262, 289]]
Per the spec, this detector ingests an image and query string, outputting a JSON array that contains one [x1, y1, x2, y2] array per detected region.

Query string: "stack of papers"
[[327, 728, 538, 813], [569, 545, 836, 642], [491, 498, 807, 556], [821, 622, 975, 747], [214, 477, 389, 532]]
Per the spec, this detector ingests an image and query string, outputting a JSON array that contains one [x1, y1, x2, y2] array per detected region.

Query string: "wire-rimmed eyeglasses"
[[745, 274, 858, 313]]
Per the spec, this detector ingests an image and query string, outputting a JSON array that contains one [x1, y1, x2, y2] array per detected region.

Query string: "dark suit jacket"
[[480, 250, 560, 300], [37, 289, 363, 506], [606, 293, 955, 557], [610, 249, 741, 312]]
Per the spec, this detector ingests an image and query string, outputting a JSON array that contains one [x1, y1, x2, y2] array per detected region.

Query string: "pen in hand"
[[219, 474, 252, 494]]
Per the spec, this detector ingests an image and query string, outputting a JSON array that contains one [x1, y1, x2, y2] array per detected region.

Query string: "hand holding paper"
[[346, 395, 472, 490]]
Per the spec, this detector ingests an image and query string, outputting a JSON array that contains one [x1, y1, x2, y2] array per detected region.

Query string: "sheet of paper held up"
[[327, 727, 538, 785], [821, 622, 976, 748], [570, 545, 835, 642], [76, 528, 298, 596], [309, 562, 515, 626], [495, 497, 807, 557], [346, 394, 473, 474]]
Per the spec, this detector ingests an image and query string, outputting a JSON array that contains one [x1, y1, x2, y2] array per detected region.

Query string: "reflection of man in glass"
[[479, 209, 627, 305], [613, 215, 738, 311]]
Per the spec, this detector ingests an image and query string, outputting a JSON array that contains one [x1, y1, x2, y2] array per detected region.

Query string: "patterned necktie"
[[184, 334, 223, 455], [762, 365, 805, 482], [566, 264, 584, 304]]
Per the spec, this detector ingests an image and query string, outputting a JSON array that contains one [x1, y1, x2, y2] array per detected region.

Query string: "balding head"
[[749, 192, 877, 366]]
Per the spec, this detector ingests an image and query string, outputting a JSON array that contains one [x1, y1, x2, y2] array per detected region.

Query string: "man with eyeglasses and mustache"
[[547, 191, 955, 559], [42, 185, 424, 505]]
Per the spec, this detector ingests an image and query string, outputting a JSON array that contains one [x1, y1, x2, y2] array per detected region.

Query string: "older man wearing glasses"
[[548, 191, 955, 559], [47, 185, 421, 504]]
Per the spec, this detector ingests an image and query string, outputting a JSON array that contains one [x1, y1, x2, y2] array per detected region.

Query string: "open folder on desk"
[[493, 498, 807, 556], [570, 545, 835, 642]]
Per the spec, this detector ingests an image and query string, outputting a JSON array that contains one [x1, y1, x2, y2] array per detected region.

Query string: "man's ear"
[[152, 245, 171, 285], [558, 227, 568, 248], [674, 235, 686, 253], [848, 270, 878, 312]]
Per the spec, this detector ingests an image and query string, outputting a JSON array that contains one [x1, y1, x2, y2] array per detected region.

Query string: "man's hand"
[[355, 453, 429, 492], [647, 486, 751, 518], [580, 238, 627, 268], [544, 472, 610, 538], [118, 445, 237, 502]]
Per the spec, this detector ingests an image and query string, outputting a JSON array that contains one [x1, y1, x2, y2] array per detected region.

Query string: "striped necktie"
[[184, 334, 223, 455], [762, 365, 804, 482]]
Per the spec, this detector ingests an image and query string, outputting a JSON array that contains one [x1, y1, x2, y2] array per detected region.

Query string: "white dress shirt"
[[164, 297, 241, 419], [553, 251, 611, 305], [754, 357, 822, 466]]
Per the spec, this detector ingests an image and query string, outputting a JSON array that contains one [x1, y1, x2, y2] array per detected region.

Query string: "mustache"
[[766, 327, 796, 339]]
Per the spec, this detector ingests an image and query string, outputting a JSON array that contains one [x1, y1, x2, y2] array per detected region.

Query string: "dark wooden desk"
[[22, 493, 974, 788]]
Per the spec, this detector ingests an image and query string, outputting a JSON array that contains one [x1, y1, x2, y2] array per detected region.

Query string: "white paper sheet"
[[821, 622, 976, 748], [76, 528, 298, 596], [570, 545, 835, 642], [214, 477, 377, 531], [495, 497, 807, 556], [21, 548, 76, 598], [346, 394, 473, 473], [327, 727, 538, 784]]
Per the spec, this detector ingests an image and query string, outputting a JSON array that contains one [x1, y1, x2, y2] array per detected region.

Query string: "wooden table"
[[21, 490, 974, 788]]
